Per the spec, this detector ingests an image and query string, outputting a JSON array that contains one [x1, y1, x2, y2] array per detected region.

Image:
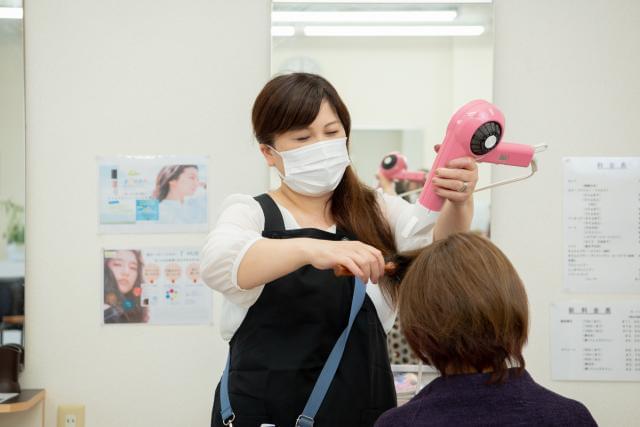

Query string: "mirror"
[[271, 0, 493, 238], [0, 0, 25, 348], [271, 0, 494, 397]]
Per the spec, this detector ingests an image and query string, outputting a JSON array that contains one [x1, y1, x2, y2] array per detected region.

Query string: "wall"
[[492, 0, 640, 425], [5, 1, 270, 426], [350, 129, 402, 186]]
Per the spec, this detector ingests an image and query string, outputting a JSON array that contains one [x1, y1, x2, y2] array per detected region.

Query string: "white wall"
[[350, 129, 402, 186], [7, 1, 270, 426], [492, 0, 640, 425], [452, 37, 494, 112], [0, 19, 25, 259]]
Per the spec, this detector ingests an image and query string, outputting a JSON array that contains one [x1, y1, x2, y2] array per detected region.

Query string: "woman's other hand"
[[303, 239, 386, 284]]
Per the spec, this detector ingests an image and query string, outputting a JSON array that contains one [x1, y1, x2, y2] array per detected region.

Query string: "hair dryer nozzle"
[[470, 121, 502, 155]]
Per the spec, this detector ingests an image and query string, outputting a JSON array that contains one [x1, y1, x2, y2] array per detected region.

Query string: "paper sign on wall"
[[551, 301, 640, 381], [98, 156, 209, 233], [103, 247, 212, 325], [563, 157, 640, 293]]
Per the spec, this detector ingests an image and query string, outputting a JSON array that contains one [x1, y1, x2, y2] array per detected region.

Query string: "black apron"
[[211, 194, 396, 427]]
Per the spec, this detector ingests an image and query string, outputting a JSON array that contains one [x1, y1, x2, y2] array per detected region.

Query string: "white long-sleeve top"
[[201, 190, 438, 341]]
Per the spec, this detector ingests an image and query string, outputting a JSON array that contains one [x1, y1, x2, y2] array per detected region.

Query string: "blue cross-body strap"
[[295, 277, 367, 427], [220, 353, 234, 425]]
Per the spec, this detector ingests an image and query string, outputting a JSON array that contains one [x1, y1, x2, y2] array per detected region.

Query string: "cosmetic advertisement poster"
[[98, 156, 209, 233], [102, 247, 213, 325]]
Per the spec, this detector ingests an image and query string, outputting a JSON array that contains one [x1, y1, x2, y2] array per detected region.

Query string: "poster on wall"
[[98, 156, 209, 233], [551, 301, 640, 381], [563, 157, 640, 293], [102, 247, 212, 325]]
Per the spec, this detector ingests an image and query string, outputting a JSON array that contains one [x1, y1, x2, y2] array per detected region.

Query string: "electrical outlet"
[[57, 405, 85, 427], [65, 414, 76, 426]]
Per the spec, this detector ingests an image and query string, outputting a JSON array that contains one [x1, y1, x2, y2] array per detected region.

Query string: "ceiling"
[[272, 1, 494, 37]]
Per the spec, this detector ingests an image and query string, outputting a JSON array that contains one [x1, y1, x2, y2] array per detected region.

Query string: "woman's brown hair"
[[252, 73, 398, 301], [398, 232, 529, 383]]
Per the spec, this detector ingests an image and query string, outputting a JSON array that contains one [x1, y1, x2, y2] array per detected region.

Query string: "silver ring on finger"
[[457, 181, 469, 193]]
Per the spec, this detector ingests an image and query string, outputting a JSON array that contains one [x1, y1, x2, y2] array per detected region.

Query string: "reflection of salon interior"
[[272, 4, 494, 237], [2, 0, 640, 426], [0, 0, 25, 355]]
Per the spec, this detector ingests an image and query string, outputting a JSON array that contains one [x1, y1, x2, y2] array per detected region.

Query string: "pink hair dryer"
[[419, 99, 538, 212], [379, 152, 427, 183]]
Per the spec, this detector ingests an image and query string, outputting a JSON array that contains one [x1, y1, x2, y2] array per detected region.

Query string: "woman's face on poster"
[[108, 250, 139, 294], [170, 167, 199, 197]]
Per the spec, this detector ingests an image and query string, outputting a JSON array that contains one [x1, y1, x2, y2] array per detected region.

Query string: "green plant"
[[0, 200, 25, 245]]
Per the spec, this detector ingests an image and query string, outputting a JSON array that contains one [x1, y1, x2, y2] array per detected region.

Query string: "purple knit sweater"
[[375, 369, 597, 426]]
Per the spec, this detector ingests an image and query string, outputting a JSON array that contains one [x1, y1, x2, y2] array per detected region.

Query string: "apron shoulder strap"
[[254, 193, 285, 233]]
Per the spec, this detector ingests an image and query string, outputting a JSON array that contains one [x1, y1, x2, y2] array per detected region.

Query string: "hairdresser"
[[200, 73, 479, 427]]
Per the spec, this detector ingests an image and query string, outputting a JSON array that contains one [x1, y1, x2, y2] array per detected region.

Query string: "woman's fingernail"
[[435, 169, 441, 176]]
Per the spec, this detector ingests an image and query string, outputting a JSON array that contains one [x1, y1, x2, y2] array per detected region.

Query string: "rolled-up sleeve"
[[200, 194, 266, 308], [377, 190, 437, 252]]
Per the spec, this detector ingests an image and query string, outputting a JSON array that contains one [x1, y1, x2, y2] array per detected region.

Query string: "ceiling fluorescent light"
[[272, 11, 457, 23], [0, 7, 22, 19], [274, 1, 490, 4], [272, 26, 296, 37], [304, 25, 485, 37]]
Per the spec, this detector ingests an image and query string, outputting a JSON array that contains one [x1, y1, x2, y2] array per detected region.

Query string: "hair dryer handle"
[[480, 142, 534, 167], [417, 168, 445, 211], [417, 133, 469, 212]]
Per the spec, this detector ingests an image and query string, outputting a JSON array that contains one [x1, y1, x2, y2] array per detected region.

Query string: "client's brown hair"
[[395, 232, 529, 383]]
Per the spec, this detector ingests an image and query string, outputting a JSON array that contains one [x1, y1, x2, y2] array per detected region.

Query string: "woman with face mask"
[[201, 73, 479, 427]]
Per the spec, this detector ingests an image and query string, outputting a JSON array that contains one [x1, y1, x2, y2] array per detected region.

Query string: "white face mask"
[[269, 137, 351, 196]]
